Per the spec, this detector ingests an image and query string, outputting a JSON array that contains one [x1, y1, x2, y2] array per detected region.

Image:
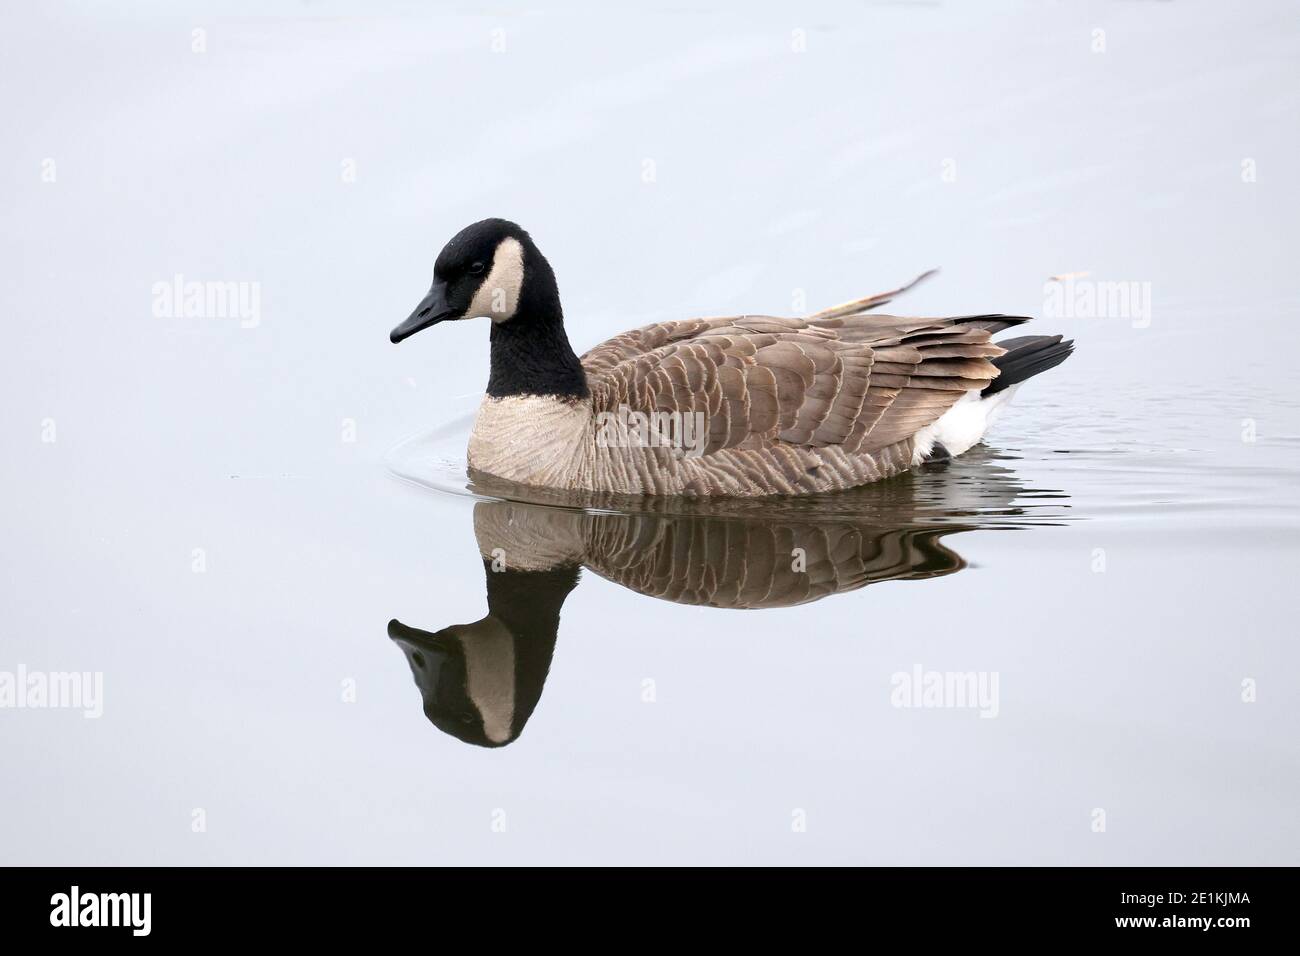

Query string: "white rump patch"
[[911, 386, 1019, 465], [468, 236, 524, 323]]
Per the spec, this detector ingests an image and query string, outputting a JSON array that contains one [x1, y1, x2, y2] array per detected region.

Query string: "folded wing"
[[582, 308, 1028, 459]]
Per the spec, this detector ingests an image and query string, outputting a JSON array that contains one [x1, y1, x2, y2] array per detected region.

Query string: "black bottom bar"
[[0, 867, 1279, 941]]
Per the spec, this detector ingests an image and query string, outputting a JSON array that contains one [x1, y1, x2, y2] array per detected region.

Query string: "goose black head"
[[391, 218, 586, 398], [390, 218, 556, 343]]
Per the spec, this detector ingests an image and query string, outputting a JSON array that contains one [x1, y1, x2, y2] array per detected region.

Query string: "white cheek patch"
[[460, 621, 516, 744], [468, 236, 524, 323]]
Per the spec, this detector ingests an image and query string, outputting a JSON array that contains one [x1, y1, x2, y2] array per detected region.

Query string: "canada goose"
[[391, 218, 1073, 497], [388, 451, 1067, 746]]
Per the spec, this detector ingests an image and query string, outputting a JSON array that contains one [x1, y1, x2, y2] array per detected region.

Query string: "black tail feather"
[[983, 335, 1074, 396]]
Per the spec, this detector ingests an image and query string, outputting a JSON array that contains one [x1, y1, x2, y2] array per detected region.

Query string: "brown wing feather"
[[581, 293, 1029, 460]]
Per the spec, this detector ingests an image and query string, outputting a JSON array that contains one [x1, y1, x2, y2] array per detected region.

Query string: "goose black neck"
[[483, 561, 580, 633], [487, 315, 589, 399], [485, 263, 589, 400], [482, 561, 577, 729]]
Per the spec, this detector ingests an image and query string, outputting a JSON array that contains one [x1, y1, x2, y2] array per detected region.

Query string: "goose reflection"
[[389, 448, 1067, 747]]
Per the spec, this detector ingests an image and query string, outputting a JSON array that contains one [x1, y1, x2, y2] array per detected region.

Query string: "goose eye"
[[467, 261, 486, 276]]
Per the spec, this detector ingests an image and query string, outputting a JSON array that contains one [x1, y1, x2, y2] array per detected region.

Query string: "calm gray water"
[[3, 1, 1298, 864]]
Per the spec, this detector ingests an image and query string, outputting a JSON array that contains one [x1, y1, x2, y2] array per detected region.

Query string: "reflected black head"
[[388, 619, 502, 747], [386, 562, 578, 748]]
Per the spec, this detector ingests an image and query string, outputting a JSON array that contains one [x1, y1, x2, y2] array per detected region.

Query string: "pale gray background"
[[2, 0, 1297, 864]]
